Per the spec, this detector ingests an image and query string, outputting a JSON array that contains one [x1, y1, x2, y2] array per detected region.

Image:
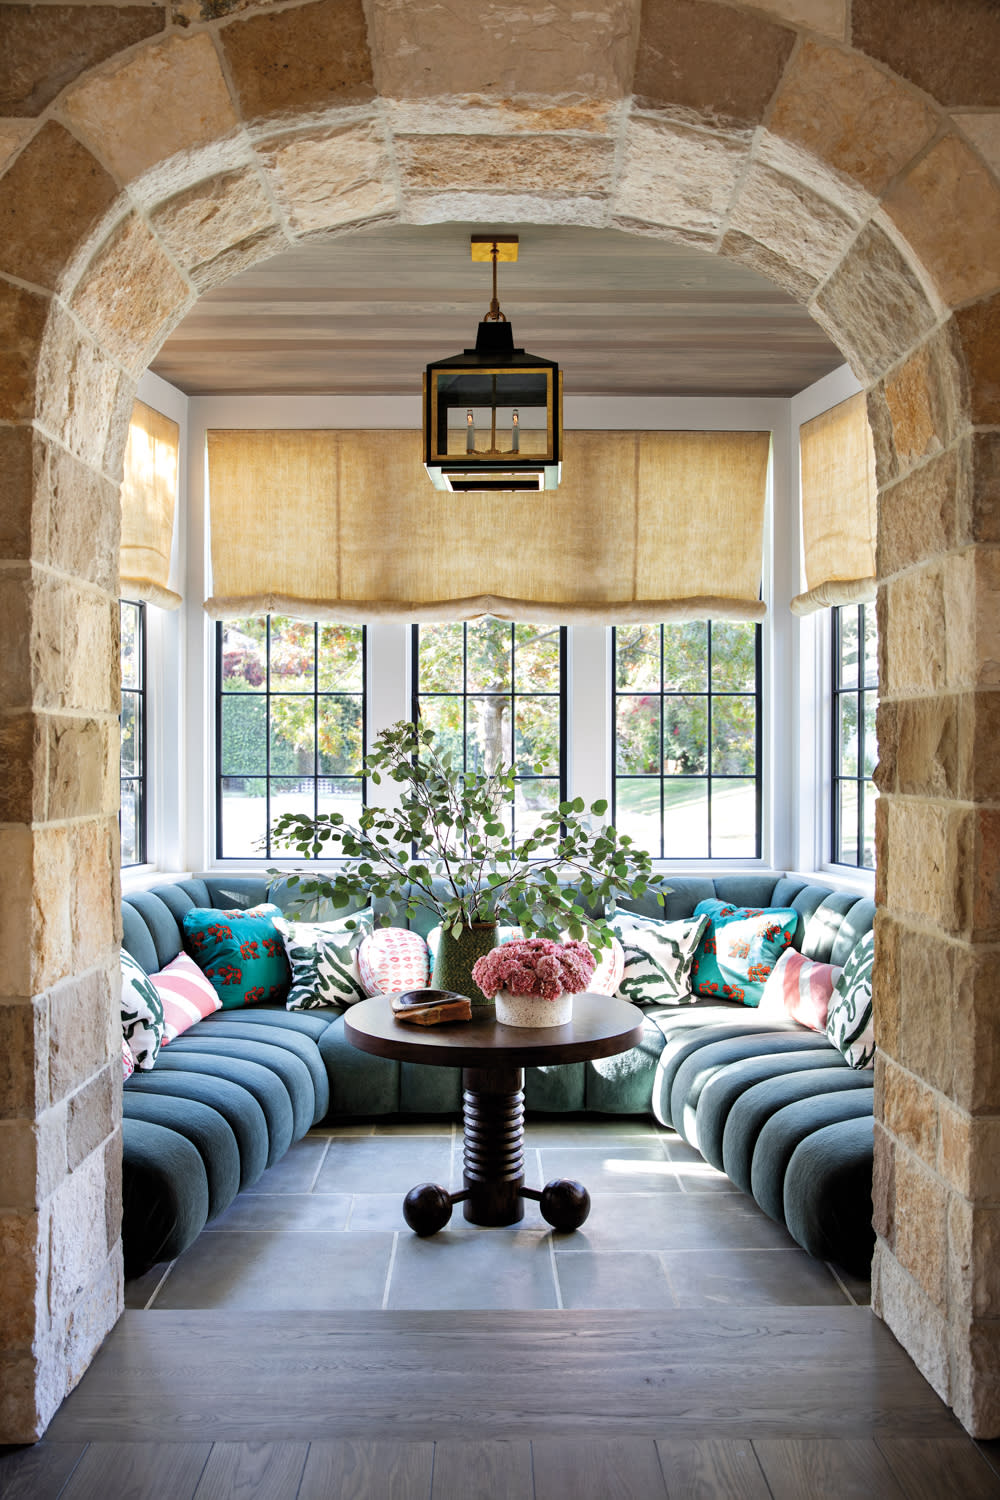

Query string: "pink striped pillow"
[[758, 948, 842, 1033], [150, 952, 223, 1043]]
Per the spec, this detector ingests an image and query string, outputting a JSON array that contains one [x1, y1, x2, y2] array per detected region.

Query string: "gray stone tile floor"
[[126, 1117, 873, 1314]]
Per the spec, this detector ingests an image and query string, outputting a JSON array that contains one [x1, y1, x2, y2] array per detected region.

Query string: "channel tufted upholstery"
[[120, 872, 875, 1278]]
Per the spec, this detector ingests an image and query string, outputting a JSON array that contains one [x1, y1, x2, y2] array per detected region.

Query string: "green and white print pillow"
[[610, 910, 712, 1006], [825, 928, 876, 1068], [273, 909, 375, 1010], [120, 949, 166, 1070]]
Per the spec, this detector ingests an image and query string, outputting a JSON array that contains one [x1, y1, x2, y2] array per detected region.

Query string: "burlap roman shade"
[[120, 399, 182, 610], [791, 392, 877, 616], [204, 428, 771, 623]]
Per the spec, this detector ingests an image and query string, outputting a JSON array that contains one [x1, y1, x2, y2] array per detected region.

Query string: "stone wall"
[[0, 0, 999, 1440]]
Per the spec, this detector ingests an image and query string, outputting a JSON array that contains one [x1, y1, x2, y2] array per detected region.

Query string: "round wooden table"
[[344, 993, 644, 1235]]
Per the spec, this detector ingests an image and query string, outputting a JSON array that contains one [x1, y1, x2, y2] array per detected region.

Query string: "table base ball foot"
[[527, 1179, 592, 1232], [403, 1182, 457, 1237]]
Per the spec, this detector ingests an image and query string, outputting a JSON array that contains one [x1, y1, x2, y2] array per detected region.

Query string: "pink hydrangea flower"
[[472, 937, 596, 999]]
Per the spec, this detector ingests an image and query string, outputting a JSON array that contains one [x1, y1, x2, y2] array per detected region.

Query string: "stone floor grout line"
[[826, 1259, 858, 1306], [548, 1231, 565, 1310], [344, 1194, 356, 1231], [306, 1137, 332, 1194], [381, 1231, 400, 1310], [143, 1260, 177, 1310]]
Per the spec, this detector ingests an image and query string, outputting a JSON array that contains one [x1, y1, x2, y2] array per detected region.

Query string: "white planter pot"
[[494, 990, 572, 1028]]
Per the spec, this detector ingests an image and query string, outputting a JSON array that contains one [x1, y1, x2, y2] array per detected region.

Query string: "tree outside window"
[[832, 603, 878, 869], [120, 599, 146, 867]]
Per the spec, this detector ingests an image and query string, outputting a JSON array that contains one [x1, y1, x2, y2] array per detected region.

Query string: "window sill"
[[121, 866, 191, 894]]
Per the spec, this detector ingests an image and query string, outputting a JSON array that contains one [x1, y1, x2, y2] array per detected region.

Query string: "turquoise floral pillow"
[[825, 929, 875, 1068], [182, 903, 291, 1009], [691, 900, 799, 1007]]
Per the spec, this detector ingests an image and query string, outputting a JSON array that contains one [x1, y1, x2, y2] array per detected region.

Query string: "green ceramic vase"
[[431, 921, 498, 1011]]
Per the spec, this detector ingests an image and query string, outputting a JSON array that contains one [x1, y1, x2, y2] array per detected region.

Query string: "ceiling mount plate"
[[470, 235, 519, 262]]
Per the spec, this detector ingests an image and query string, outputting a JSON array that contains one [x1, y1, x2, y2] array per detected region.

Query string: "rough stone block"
[[968, 808, 1000, 943], [36, 304, 121, 473], [150, 168, 277, 270], [882, 1055, 940, 1168], [884, 328, 966, 478], [616, 118, 747, 236], [71, 824, 118, 975], [60, 1240, 121, 1392], [0, 123, 118, 294], [49, 970, 115, 1109], [768, 40, 937, 197], [954, 113, 1000, 179], [66, 1066, 118, 1173], [0, 121, 32, 173], [0, 5, 166, 118], [885, 135, 1000, 308], [45, 717, 109, 823], [895, 923, 960, 1098], [957, 687, 1000, 802], [948, 1197, 1000, 1325], [955, 294, 1000, 427], [372, 0, 638, 102], [0, 1121, 38, 1212], [876, 694, 958, 799], [883, 798, 968, 935], [865, 383, 899, 490], [960, 1320, 1000, 1438], [259, 123, 394, 233], [0, 998, 47, 1117], [30, 824, 73, 994], [940, 1106, 1000, 1200], [966, 432, 1000, 546], [35, 438, 119, 592], [727, 162, 857, 286], [719, 229, 820, 303], [872, 1240, 951, 1404], [851, 0, 1000, 110], [952, 945, 1000, 1116], [871, 910, 900, 1055], [0, 425, 32, 560], [881, 566, 946, 696], [47, 1148, 110, 1314], [872, 1118, 895, 1246], [813, 221, 939, 383], [397, 132, 613, 197], [63, 33, 239, 187], [877, 448, 961, 578], [634, 0, 795, 126], [71, 214, 192, 377], [0, 1212, 45, 1351], [0, 714, 38, 825], [104, 1128, 122, 1257], [894, 1147, 949, 1310], [188, 225, 288, 294], [0, 280, 47, 424], [971, 548, 1000, 692], [0, 828, 33, 998], [220, 0, 374, 124]]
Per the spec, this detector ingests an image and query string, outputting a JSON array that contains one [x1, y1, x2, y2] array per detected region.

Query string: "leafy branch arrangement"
[[270, 720, 666, 947]]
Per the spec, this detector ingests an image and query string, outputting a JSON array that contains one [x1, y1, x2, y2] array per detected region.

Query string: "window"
[[120, 600, 146, 867], [613, 621, 760, 859], [217, 617, 366, 858], [413, 619, 566, 835], [832, 602, 878, 869]]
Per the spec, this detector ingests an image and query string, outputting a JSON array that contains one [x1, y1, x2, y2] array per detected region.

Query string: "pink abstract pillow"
[[150, 951, 224, 1043], [358, 928, 431, 996], [589, 935, 626, 996], [758, 948, 842, 1033], [122, 1038, 135, 1081]]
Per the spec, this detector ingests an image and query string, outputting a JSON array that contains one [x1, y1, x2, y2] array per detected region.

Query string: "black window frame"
[[119, 598, 147, 869], [215, 617, 367, 860], [411, 620, 568, 832], [611, 620, 763, 860], [832, 602, 878, 871]]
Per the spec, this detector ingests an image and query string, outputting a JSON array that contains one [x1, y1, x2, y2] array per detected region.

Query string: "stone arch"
[[2, 0, 999, 1441]]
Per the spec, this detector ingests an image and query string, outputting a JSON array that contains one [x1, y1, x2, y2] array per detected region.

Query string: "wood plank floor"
[[4, 1310, 1000, 1497]]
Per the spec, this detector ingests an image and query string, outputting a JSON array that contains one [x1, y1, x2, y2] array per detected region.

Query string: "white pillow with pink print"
[[358, 928, 431, 996], [149, 951, 223, 1042]]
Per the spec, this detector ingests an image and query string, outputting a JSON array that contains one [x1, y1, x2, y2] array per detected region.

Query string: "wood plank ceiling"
[[151, 222, 844, 399]]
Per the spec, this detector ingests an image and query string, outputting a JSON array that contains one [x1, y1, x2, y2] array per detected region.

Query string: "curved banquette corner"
[[120, 872, 876, 1278]]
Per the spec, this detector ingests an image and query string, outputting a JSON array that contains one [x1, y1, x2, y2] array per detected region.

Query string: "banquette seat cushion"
[[120, 871, 877, 1278]]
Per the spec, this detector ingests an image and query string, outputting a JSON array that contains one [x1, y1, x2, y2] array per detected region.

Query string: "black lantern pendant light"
[[423, 235, 562, 492]]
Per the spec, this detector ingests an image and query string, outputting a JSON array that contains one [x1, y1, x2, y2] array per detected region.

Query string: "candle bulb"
[[466, 409, 475, 453], [511, 408, 519, 454]]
